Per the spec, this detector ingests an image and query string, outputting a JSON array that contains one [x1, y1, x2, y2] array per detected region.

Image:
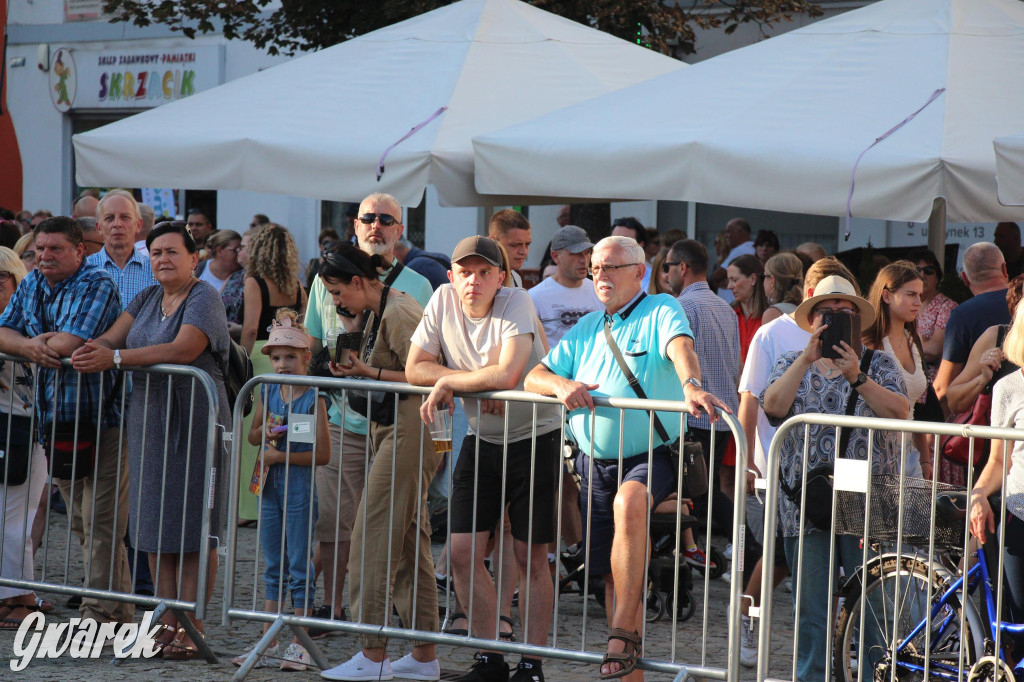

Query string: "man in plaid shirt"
[[0, 216, 131, 624]]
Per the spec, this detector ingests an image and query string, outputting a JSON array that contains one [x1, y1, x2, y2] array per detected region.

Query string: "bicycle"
[[830, 474, 1024, 681]]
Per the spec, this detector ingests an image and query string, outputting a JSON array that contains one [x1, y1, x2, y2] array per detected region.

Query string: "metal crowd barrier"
[[756, 413, 1024, 682], [0, 353, 222, 662], [223, 373, 748, 682]]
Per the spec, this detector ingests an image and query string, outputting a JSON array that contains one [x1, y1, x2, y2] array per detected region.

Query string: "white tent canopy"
[[474, 0, 1024, 224], [72, 0, 683, 207], [995, 131, 1024, 206]]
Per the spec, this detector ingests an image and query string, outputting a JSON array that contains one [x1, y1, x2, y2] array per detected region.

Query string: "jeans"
[[784, 533, 865, 682], [260, 463, 318, 609]]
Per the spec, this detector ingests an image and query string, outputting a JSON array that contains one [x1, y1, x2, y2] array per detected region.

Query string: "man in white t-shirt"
[[711, 218, 756, 304], [408, 236, 561, 682], [529, 225, 603, 347]]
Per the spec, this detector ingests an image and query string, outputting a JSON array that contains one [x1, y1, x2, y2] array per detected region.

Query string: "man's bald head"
[[962, 241, 1008, 293], [797, 242, 828, 263], [73, 195, 99, 219]]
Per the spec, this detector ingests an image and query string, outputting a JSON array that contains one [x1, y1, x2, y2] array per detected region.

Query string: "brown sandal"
[[162, 627, 201, 660], [600, 628, 641, 679]]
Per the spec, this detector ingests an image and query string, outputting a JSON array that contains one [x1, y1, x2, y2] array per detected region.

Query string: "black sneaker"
[[456, 653, 509, 681], [307, 604, 346, 640], [509, 659, 544, 682]]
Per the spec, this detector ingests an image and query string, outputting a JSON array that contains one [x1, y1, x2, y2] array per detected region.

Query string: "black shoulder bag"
[[345, 285, 405, 426], [602, 300, 709, 497], [779, 349, 874, 532]]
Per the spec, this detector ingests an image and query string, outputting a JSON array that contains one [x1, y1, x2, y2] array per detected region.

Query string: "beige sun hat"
[[792, 274, 876, 332]]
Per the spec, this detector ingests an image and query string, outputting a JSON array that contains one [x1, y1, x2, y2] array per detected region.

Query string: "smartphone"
[[819, 310, 862, 359]]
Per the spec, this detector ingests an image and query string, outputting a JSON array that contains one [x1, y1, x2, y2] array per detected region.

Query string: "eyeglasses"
[[358, 213, 398, 227], [20, 251, 34, 261], [0, 272, 12, 283], [917, 266, 937, 276], [661, 261, 682, 273], [813, 306, 857, 316], [588, 263, 639, 276]]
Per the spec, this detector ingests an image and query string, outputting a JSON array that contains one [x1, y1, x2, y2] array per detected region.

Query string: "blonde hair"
[[805, 256, 861, 296], [0, 247, 28, 287], [764, 252, 804, 306], [274, 307, 307, 334], [247, 224, 300, 297], [13, 233, 33, 257], [1004, 304, 1024, 368], [205, 229, 242, 254]]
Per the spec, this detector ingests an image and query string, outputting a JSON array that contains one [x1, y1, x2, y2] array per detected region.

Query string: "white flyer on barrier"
[[833, 458, 869, 493], [288, 415, 316, 444]]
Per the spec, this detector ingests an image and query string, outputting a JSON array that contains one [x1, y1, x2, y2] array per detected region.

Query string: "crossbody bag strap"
[[602, 319, 671, 445], [836, 348, 874, 461], [382, 260, 404, 287]]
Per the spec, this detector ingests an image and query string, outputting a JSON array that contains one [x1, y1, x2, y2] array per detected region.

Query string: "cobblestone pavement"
[[1, 512, 797, 680]]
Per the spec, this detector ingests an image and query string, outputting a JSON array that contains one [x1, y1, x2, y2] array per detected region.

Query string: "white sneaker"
[[392, 653, 441, 680], [321, 651, 394, 680], [232, 642, 279, 668], [740, 614, 758, 668], [723, 543, 734, 561], [281, 642, 312, 671]]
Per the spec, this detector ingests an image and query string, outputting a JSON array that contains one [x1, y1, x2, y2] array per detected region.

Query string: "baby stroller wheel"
[[674, 589, 696, 622]]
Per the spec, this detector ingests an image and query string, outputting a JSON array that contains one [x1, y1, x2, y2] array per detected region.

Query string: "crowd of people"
[[2, 192, 1023, 682]]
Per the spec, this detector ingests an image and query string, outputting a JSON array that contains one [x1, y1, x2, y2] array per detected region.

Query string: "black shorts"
[[575, 446, 676, 576], [450, 429, 561, 545]]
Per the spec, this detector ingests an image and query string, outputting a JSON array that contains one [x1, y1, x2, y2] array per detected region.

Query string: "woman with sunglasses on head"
[[648, 248, 673, 295], [907, 248, 957, 384], [728, 254, 769, 363], [71, 221, 232, 657], [317, 243, 442, 681]]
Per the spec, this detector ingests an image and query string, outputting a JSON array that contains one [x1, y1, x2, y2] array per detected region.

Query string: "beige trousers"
[[56, 427, 133, 624], [348, 398, 442, 648]]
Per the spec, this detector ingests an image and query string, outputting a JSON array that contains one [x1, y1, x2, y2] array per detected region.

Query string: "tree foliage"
[[102, 0, 821, 58]]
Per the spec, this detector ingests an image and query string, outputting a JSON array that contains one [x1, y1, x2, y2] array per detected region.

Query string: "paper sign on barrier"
[[833, 458, 869, 493], [288, 415, 316, 444]]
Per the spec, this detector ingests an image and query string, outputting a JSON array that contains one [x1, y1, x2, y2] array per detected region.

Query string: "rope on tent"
[[845, 88, 945, 240], [377, 106, 449, 182]]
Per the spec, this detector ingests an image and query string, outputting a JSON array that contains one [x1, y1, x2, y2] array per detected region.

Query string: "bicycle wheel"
[[833, 553, 982, 682]]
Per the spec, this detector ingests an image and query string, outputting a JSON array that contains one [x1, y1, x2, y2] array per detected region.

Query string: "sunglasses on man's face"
[[358, 213, 398, 227], [917, 266, 937, 276]]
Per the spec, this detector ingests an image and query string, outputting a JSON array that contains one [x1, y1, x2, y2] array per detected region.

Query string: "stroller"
[[557, 440, 727, 623]]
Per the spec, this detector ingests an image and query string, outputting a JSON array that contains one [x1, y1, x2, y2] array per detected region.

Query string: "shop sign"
[[71, 46, 223, 109]]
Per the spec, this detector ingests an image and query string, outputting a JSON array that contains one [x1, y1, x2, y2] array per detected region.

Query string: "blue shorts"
[[575, 445, 676, 576]]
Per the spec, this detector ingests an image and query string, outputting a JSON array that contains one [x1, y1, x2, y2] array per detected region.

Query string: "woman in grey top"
[[969, 307, 1024, 638], [72, 220, 230, 658]]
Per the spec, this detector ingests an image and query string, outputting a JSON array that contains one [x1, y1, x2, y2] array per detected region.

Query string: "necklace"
[[817, 359, 838, 379], [160, 278, 196, 321]]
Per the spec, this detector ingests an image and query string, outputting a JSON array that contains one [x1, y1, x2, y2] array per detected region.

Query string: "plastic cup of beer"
[[429, 408, 453, 454]]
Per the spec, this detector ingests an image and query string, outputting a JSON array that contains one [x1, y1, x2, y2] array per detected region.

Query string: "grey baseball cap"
[[550, 225, 593, 254]]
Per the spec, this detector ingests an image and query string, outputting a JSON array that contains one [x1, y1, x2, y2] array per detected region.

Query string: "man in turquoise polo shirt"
[[305, 192, 432, 629], [525, 236, 726, 681]]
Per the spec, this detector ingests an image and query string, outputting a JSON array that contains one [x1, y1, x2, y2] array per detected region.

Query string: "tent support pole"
[[927, 197, 946, 262], [686, 201, 697, 240]]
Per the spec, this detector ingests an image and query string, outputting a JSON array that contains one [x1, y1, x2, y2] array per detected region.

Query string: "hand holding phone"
[[819, 310, 862, 359]]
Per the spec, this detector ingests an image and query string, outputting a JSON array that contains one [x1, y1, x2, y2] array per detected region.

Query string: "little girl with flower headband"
[[233, 308, 330, 671]]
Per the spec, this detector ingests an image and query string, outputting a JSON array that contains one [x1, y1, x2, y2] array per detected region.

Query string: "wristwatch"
[[113, 350, 122, 369], [682, 377, 702, 391], [850, 372, 868, 389]]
